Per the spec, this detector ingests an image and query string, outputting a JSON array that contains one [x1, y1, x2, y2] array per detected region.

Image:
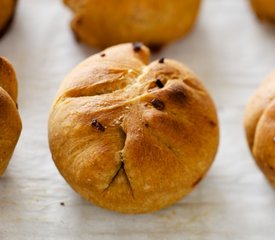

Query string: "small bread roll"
[[48, 43, 219, 213], [244, 71, 275, 187], [250, 0, 275, 23], [0, 0, 17, 37], [64, 0, 201, 49], [0, 57, 22, 176]]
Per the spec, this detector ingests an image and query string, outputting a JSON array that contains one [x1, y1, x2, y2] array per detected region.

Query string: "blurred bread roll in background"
[[0, 57, 22, 176], [244, 71, 275, 187], [250, 0, 275, 23], [0, 0, 17, 37], [64, 0, 201, 49]]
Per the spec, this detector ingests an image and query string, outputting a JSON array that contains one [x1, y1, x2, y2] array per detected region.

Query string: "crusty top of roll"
[[49, 43, 219, 213], [0, 56, 18, 101]]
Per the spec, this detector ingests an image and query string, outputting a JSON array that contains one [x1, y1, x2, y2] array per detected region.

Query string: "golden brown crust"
[[250, 0, 275, 23], [244, 71, 275, 187], [49, 43, 219, 213], [0, 56, 21, 176], [0, 56, 18, 102], [63, 0, 201, 49], [0, 0, 17, 38]]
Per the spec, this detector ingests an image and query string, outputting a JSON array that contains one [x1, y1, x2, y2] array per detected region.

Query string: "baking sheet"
[[1, 0, 275, 239]]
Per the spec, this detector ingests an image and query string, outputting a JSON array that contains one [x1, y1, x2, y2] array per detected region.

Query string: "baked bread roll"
[[64, 0, 201, 49], [0, 0, 17, 38], [250, 0, 275, 23], [244, 71, 275, 187], [48, 43, 219, 213], [0, 57, 22, 176]]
